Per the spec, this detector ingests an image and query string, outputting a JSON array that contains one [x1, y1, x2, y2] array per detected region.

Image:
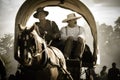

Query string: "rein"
[[34, 49, 45, 57], [35, 43, 48, 68]]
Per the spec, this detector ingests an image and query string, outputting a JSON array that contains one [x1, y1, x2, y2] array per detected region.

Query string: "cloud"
[[93, 0, 120, 7], [92, 0, 107, 3], [81, 0, 120, 8], [92, 0, 120, 7]]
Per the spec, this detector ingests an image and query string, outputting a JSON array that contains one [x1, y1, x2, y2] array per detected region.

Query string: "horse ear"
[[18, 24, 26, 31], [27, 25, 35, 32]]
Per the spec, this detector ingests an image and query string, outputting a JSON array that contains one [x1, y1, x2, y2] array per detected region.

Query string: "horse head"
[[17, 24, 45, 67]]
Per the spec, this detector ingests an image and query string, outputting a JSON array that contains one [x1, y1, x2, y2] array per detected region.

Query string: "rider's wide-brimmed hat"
[[62, 13, 81, 23], [33, 7, 49, 18]]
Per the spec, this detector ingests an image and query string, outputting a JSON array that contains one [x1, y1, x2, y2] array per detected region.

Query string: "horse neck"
[[32, 30, 43, 42], [31, 30, 47, 53]]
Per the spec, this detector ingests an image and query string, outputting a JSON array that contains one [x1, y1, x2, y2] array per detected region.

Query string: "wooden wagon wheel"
[[14, 0, 98, 65]]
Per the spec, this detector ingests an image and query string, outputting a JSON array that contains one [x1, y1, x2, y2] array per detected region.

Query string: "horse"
[[16, 24, 73, 80]]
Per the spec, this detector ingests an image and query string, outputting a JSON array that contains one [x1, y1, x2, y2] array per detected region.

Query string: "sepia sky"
[[0, 0, 120, 35]]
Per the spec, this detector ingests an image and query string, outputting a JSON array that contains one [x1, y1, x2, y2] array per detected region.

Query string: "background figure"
[[33, 7, 60, 47], [8, 74, 15, 80], [85, 67, 100, 80], [60, 13, 86, 59], [82, 44, 94, 67], [108, 62, 120, 80], [100, 66, 108, 80], [0, 58, 6, 80]]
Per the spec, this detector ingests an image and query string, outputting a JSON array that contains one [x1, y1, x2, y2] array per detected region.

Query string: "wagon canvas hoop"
[[14, 0, 98, 65]]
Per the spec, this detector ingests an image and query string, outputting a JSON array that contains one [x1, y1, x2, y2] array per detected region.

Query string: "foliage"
[[98, 16, 120, 67], [0, 34, 14, 55], [115, 16, 120, 26], [0, 33, 18, 78]]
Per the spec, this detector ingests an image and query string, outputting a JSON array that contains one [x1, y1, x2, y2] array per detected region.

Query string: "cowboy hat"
[[33, 7, 49, 18], [62, 13, 81, 23]]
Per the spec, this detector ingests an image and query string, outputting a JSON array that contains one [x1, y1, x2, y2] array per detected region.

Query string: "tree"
[[0, 34, 13, 55], [114, 16, 120, 33], [0, 34, 17, 77], [113, 16, 120, 39], [0, 34, 14, 63], [115, 16, 120, 26]]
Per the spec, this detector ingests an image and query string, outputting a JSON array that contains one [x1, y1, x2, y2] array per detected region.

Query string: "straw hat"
[[33, 7, 49, 18], [62, 13, 81, 23]]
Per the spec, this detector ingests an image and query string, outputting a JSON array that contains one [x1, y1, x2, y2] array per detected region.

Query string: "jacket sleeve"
[[51, 21, 60, 39]]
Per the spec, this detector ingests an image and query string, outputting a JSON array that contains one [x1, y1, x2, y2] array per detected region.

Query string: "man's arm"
[[51, 21, 60, 39], [78, 26, 86, 42], [60, 27, 68, 40]]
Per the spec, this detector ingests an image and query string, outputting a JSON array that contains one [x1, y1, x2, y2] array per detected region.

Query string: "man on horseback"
[[33, 7, 60, 47], [60, 13, 86, 60]]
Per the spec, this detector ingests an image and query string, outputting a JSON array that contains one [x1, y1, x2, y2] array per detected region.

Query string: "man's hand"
[[53, 33, 61, 39]]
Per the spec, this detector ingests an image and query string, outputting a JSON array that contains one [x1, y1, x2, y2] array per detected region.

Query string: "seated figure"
[[60, 13, 86, 60]]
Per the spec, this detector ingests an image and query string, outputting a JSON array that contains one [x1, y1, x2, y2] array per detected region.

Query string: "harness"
[[35, 43, 49, 69], [48, 47, 63, 67], [38, 50, 48, 68], [34, 44, 60, 69]]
